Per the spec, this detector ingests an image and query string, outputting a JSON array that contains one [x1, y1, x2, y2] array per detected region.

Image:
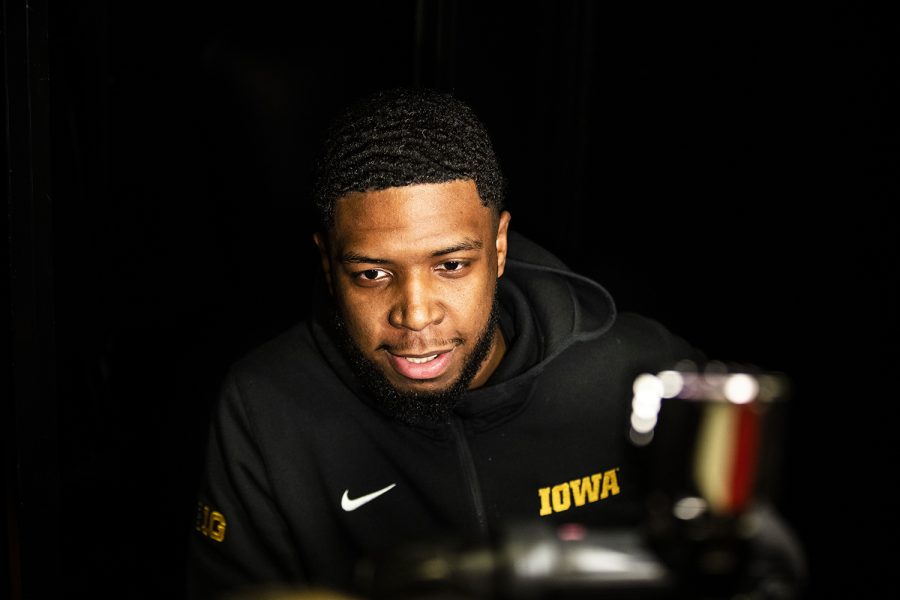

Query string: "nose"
[[388, 273, 444, 331]]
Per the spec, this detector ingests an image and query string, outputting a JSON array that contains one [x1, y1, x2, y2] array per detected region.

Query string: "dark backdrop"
[[5, 1, 898, 598]]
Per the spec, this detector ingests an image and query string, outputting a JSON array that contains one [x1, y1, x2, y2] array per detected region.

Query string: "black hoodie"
[[187, 232, 699, 598]]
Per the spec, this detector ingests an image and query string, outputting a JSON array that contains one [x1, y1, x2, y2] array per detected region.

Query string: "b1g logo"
[[195, 502, 227, 542], [537, 468, 621, 516]]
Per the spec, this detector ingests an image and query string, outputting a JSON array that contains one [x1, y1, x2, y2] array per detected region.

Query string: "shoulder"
[[539, 311, 702, 394], [607, 312, 689, 349], [222, 321, 334, 410], [231, 321, 319, 377], [210, 320, 367, 448], [590, 311, 703, 372]]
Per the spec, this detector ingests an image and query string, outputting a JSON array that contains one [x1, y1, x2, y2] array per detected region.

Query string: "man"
[[188, 88, 802, 599]]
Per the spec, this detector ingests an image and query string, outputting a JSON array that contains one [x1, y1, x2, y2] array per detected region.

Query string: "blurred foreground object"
[[358, 513, 803, 599], [222, 585, 362, 600], [628, 360, 790, 515], [356, 363, 805, 599], [630, 362, 805, 598]]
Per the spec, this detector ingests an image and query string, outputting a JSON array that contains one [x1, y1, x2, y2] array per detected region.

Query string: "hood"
[[451, 230, 617, 426], [500, 230, 617, 364]]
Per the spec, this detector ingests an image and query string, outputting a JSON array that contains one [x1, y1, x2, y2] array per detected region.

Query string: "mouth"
[[386, 348, 455, 380]]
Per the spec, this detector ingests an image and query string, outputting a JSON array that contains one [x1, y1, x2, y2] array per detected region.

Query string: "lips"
[[387, 349, 455, 380]]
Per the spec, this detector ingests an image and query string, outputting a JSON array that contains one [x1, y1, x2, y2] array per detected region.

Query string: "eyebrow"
[[431, 238, 483, 257], [340, 238, 484, 264]]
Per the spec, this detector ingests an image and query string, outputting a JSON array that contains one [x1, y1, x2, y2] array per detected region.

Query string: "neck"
[[468, 324, 506, 389]]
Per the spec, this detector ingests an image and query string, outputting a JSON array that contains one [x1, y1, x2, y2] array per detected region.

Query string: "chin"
[[387, 374, 460, 395]]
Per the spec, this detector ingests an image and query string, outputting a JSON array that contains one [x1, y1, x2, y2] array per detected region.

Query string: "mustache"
[[378, 336, 465, 353]]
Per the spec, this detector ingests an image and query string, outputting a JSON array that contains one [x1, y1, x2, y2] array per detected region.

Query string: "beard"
[[329, 292, 501, 427]]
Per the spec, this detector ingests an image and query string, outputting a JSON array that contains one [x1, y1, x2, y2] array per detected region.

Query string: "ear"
[[313, 232, 334, 295], [495, 211, 511, 278]]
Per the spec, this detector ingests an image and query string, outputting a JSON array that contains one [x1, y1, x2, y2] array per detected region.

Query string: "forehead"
[[330, 180, 495, 254]]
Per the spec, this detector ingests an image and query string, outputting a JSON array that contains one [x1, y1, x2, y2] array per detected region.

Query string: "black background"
[[5, 1, 898, 598]]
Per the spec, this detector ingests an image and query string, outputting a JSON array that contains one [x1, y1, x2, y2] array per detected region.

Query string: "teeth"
[[404, 354, 438, 364]]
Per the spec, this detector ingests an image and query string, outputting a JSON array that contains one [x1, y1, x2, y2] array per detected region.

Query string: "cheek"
[[452, 277, 495, 323], [336, 288, 387, 343]]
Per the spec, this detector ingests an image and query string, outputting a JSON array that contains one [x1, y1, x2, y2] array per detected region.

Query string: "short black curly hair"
[[312, 87, 506, 230]]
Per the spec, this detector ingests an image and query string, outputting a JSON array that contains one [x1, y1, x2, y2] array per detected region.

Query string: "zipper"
[[450, 416, 489, 539]]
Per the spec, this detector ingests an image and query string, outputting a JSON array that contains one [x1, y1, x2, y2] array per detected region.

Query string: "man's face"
[[315, 179, 511, 401]]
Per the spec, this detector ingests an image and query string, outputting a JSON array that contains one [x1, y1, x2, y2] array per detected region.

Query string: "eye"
[[354, 268, 390, 283], [437, 260, 469, 275]]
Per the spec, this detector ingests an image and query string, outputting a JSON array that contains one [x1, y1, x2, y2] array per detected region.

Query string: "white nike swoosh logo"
[[341, 483, 397, 512]]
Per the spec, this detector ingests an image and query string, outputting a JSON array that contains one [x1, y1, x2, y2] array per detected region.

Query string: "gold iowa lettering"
[[195, 502, 227, 542], [537, 468, 621, 516]]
